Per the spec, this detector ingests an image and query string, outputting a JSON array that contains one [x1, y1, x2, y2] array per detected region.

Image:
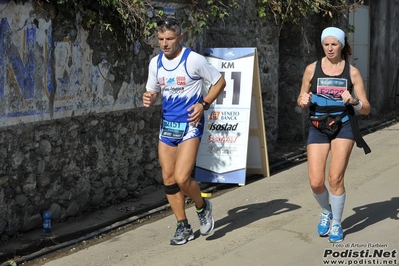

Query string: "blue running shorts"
[[307, 120, 354, 145], [159, 116, 204, 147]]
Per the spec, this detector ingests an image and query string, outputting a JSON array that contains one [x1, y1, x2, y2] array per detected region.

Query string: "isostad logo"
[[208, 122, 238, 131]]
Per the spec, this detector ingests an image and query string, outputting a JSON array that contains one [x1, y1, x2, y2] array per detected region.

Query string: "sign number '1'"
[[216, 71, 241, 105]]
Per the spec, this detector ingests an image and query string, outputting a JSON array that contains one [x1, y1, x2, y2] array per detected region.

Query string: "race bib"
[[317, 78, 347, 99], [161, 120, 187, 139]]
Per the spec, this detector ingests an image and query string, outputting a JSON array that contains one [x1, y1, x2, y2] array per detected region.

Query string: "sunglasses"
[[157, 19, 179, 27]]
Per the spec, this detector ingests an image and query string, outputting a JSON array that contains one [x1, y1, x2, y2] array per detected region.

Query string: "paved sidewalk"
[[39, 122, 399, 266]]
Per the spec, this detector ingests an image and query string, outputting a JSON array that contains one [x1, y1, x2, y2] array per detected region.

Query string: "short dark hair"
[[156, 18, 182, 35]]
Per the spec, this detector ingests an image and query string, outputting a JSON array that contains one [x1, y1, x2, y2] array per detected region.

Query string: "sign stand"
[[247, 50, 269, 178], [195, 48, 269, 186]]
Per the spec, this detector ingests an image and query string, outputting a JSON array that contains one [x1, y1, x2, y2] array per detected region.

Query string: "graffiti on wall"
[[0, 16, 52, 119], [0, 1, 137, 127]]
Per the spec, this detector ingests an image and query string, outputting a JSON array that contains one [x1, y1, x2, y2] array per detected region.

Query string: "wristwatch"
[[351, 97, 360, 106], [200, 100, 210, 110]]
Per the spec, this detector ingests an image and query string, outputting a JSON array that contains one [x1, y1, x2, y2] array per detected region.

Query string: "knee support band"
[[164, 183, 180, 195]]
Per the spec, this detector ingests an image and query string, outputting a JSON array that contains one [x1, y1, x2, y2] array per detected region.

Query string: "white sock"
[[330, 192, 346, 225], [313, 189, 331, 212]]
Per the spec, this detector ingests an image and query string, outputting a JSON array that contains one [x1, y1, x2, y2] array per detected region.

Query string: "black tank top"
[[311, 60, 353, 94]]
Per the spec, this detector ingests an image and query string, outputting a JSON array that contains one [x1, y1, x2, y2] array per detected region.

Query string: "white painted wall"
[[0, 1, 137, 127], [348, 5, 370, 97]]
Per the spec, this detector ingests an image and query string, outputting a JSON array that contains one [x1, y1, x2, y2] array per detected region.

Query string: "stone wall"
[[277, 22, 319, 141], [0, 0, 191, 237], [369, 1, 399, 112], [0, 0, 281, 238], [0, 106, 162, 235]]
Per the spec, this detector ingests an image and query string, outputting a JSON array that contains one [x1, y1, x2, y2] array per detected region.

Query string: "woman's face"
[[322, 37, 342, 59], [157, 29, 183, 59]]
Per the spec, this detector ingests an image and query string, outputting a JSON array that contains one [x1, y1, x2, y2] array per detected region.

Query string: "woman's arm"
[[297, 62, 316, 108], [349, 65, 370, 115]]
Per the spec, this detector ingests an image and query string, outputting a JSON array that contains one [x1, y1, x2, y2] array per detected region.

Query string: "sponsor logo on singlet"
[[176, 76, 186, 86]]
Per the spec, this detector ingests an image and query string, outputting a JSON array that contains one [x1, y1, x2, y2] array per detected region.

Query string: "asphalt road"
[[41, 122, 399, 266]]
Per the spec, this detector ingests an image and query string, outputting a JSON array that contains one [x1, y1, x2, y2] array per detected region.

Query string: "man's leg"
[[158, 141, 187, 221], [158, 140, 195, 245], [174, 138, 214, 235], [173, 137, 203, 208]]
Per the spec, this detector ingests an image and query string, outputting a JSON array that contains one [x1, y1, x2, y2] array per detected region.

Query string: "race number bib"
[[317, 78, 347, 99], [161, 120, 187, 139]]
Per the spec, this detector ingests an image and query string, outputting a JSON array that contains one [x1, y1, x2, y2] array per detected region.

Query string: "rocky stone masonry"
[[0, 106, 163, 237], [0, 0, 302, 240]]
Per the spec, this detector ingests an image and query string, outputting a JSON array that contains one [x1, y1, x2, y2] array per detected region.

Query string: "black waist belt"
[[311, 105, 371, 154]]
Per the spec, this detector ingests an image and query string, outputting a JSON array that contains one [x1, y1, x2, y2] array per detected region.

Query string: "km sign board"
[[195, 48, 269, 186]]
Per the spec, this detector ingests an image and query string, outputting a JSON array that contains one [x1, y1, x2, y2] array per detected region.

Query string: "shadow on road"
[[203, 199, 301, 240], [342, 197, 399, 237]]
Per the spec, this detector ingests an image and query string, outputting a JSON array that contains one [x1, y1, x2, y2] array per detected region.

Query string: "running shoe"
[[197, 199, 214, 235], [328, 224, 344, 243], [170, 222, 194, 245], [317, 211, 332, 236]]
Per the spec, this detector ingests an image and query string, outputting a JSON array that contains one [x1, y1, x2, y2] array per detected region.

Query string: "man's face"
[[157, 29, 183, 59]]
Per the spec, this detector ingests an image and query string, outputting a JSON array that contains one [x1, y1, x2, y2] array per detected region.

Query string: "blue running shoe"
[[328, 224, 344, 243], [170, 222, 194, 245], [317, 211, 332, 236]]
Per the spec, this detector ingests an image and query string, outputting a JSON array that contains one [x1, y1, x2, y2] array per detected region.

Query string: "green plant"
[[14, 0, 240, 40], [188, 0, 239, 35], [257, 0, 364, 35], [12, 0, 363, 42]]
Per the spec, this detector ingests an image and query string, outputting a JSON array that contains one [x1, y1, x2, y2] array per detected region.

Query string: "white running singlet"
[[146, 47, 222, 123]]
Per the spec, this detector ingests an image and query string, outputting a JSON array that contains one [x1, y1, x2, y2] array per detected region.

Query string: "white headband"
[[321, 27, 345, 47]]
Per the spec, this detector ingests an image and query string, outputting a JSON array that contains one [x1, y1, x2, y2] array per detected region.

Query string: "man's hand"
[[142, 91, 157, 107], [187, 103, 204, 127]]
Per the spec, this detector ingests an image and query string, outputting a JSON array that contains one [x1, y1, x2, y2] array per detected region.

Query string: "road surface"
[[41, 122, 399, 266]]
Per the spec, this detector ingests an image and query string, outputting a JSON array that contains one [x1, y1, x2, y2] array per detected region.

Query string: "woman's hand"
[[340, 90, 358, 105], [299, 92, 313, 109]]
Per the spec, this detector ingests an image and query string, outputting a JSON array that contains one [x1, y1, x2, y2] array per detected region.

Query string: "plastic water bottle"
[[42, 210, 52, 233]]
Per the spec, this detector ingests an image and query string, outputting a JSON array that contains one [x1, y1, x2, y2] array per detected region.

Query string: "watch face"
[[201, 101, 210, 110]]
